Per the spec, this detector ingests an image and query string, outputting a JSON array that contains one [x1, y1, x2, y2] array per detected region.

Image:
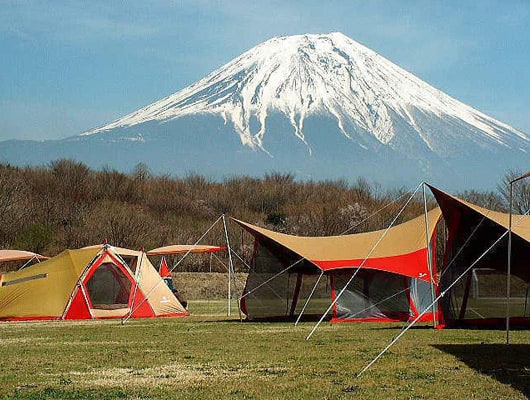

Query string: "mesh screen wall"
[[242, 243, 331, 320], [441, 267, 530, 323], [86, 263, 132, 309], [242, 241, 438, 322], [333, 271, 416, 321]]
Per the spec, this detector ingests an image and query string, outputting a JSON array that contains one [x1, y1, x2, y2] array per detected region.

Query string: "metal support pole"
[[222, 214, 235, 316], [506, 171, 530, 345], [423, 183, 438, 327], [506, 182, 513, 345]]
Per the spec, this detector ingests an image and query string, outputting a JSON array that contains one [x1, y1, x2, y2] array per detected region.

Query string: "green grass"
[[1, 300, 529, 399]]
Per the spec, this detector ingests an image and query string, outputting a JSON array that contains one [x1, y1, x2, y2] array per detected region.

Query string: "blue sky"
[[1, 0, 529, 141]]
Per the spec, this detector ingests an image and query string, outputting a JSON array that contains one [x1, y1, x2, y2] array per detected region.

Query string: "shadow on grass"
[[433, 344, 530, 397]]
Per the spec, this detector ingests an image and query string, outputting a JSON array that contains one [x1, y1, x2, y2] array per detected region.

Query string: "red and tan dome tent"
[[0, 245, 188, 321], [233, 207, 442, 324]]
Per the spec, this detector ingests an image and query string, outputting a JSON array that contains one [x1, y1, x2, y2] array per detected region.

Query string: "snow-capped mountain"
[[1, 32, 528, 189]]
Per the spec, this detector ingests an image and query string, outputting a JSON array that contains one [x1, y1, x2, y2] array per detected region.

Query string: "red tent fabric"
[[159, 257, 172, 278]]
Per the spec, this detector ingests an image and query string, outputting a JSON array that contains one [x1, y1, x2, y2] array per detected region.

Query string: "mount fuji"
[[1, 32, 528, 189]]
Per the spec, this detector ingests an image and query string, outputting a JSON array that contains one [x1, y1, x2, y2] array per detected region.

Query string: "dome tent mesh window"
[[85, 262, 132, 309]]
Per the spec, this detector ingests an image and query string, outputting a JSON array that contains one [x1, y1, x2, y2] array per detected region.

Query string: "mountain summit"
[[2, 33, 529, 189]]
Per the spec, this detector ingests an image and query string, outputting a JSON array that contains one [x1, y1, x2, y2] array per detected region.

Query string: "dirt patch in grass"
[[46, 362, 285, 389], [0, 337, 49, 345]]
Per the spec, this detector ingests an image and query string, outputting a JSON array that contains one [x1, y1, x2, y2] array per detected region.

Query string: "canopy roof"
[[428, 184, 530, 282], [234, 207, 441, 281], [147, 245, 226, 256], [427, 185, 530, 242], [0, 250, 48, 263]]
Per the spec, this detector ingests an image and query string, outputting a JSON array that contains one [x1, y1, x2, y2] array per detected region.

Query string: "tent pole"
[[357, 229, 509, 377], [122, 215, 223, 324], [295, 271, 324, 326], [458, 272, 473, 321], [19, 255, 37, 270], [523, 283, 528, 317], [506, 181, 513, 345], [222, 214, 235, 316], [506, 171, 530, 344], [307, 182, 423, 340], [423, 182, 438, 327], [127, 251, 145, 320]]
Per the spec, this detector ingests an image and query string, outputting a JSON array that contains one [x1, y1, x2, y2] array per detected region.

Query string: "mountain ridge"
[[84, 32, 528, 156], [1, 32, 528, 190]]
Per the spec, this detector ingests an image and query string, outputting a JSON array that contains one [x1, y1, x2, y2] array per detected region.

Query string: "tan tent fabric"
[[234, 207, 441, 267], [0, 247, 100, 319], [147, 244, 225, 256], [0, 250, 48, 263], [427, 186, 530, 242], [135, 253, 186, 316], [82, 244, 142, 257]]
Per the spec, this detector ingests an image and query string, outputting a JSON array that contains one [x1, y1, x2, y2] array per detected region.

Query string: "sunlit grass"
[[0, 300, 529, 399]]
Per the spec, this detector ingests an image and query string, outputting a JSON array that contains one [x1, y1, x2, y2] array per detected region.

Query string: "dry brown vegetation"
[[0, 159, 526, 272]]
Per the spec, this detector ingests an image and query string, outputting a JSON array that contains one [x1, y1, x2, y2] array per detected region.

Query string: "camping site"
[[0, 167, 529, 399]]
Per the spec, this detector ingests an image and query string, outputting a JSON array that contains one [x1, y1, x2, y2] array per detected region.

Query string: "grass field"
[[1, 300, 529, 399]]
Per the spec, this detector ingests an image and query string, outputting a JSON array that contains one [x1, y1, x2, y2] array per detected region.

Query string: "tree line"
[[0, 159, 527, 271]]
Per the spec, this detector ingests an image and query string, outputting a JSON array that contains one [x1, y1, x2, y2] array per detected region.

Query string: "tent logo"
[[160, 296, 171, 304]]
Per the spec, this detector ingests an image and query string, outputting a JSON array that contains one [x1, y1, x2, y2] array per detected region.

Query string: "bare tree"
[[497, 169, 530, 214]]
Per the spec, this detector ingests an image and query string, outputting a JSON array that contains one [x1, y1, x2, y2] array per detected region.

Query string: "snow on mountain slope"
[[85, 32, 529, 157]]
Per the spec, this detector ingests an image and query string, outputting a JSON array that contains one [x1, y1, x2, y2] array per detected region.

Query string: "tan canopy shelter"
[[0, 250, 48, 263], [147, 244, 226, 256], [235, 208, 441, 280], [427, 185, 530, 327], [233, 208, 443, 323], [0, 245, 188, 321], [147, 244, 226, 309]]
